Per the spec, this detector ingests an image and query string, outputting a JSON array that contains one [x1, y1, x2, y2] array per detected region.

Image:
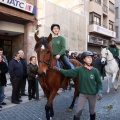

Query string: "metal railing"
[[89, 35, 109, 46], [103, 4, 108, 13], [89, 21, 101, 26]]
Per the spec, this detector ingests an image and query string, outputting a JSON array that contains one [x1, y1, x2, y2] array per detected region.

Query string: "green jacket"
[[108, 45, 119, 57], [60, 66, 102, 95], [51, 36, 66, 56]]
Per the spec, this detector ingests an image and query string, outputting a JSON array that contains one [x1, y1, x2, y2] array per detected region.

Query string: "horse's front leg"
[[112, 73, 118, 91], [106, 74, 110, 93], [46, 90, 58, 120]]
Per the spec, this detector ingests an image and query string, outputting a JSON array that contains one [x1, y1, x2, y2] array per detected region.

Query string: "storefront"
[[88, 24, 116, 54], [0, 0, 37, 62]]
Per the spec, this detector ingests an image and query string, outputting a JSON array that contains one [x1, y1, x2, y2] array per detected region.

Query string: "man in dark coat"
[[18, 50, 28, 96], [92, 52, 102, 74], [9, 53, 23, 104], [0, 55, 8, 107]]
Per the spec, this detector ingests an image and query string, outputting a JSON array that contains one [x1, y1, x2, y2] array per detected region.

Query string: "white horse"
[[101, 48, 120, 93]]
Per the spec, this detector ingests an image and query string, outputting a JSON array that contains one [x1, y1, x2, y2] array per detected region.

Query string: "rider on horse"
[[54, 51, 103, 120], [51, 24, 71, 69], [108, 38, 120, 66]]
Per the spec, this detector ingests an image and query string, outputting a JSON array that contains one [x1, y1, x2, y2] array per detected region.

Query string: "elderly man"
[[9, 53, 23, 104], [18, 50, 28, 96]]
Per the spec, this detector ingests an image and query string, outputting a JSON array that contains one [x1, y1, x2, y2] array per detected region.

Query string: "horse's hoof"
[[107, 91, 110, 94], [68, 108, 73, 112], [50, 117, 53, 120]]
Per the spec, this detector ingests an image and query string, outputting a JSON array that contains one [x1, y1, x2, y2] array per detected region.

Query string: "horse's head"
[[34, 33, 52, 76], [101, 47, 112, 64]]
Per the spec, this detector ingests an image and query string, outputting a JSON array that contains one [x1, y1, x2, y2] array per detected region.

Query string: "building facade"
[[0, 0, 37, 62], [86, 0, 116, 53]]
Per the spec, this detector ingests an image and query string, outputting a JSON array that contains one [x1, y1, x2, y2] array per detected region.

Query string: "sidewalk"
[[3, 74, 63, 110]]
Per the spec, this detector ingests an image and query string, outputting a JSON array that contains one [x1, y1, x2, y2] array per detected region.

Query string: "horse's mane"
[[34, 37, 48, 51]]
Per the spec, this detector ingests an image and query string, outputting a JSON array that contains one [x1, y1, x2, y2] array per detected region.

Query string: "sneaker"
[[1, 102, 6, 105]]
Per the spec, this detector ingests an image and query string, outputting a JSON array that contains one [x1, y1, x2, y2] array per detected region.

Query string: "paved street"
[[1, 77, 120, 120]]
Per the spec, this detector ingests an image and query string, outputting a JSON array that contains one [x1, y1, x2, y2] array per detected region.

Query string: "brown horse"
[[34, 33, 82, 120]]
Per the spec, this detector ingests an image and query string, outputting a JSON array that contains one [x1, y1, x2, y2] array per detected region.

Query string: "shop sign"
[[0, 0, 36, 14], [93, 24, 116, 38]]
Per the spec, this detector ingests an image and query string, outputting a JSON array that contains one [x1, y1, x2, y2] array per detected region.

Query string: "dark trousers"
[[20, 78, 26, 94], [28, 80, 36, 97], [11, 79, 21, 102], [60, 55, 71, 69]]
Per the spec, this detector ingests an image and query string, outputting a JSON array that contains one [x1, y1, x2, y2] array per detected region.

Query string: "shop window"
[[109, 21, 114, 31], [89, 12, 101, 26]]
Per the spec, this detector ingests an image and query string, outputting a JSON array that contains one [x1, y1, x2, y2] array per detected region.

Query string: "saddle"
[[56, 60, 75, 69]]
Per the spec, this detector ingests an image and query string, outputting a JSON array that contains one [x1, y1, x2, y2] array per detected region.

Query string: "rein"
[[38, 48, 53, 68]]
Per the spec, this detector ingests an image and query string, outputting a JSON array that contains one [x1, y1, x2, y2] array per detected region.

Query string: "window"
[[90, 0, 101, 4], [115, 26, 119, 38], [109, 2, 114, 12], [115, 7, 119, 19], [89, 13, 101, 26], [109, 21, 114, 31]]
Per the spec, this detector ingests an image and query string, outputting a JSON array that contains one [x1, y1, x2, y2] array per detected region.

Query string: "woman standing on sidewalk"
[[0, 55, 8, 110], [27, 56, 38, 100]]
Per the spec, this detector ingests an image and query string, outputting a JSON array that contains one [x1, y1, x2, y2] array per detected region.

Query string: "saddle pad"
[[56, 60, 75, 69]]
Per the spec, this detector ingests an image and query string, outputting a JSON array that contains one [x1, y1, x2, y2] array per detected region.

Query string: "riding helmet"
[[51, 24, 60, 31], [93, 52, 97, 55], [81, 51, 93, 60], [110, 38, 116, 42]]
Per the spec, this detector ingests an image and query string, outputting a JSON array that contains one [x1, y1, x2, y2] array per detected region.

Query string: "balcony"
[[88, 35, 109, 46], [88, 24, 116, 37], [103, 4, 108, 14]]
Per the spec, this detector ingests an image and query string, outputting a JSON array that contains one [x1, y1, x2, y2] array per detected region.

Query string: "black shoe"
[[28, 97, 32, 100], [90, 113, 96, 120], [0, 106, 2, 111], [1, 102, 6, 105], [32, 96, 36, 99], [17, 100, 22, 102], [11, 101, 20, 104], [21, 93, 28, 96], [73, 115, 80, 120]]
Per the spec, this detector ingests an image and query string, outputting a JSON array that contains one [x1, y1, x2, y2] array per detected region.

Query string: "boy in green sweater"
[[53, 51, 102, 120], [50, 24, 71, 69]]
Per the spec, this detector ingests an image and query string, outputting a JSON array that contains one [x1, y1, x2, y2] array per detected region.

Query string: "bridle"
[[38, 47, 53, 68], [101, 50, 114, 62]]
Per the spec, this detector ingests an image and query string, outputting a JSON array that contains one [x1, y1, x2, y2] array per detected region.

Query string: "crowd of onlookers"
[[66, 50, 105, 77], [0, 48, 105, 111], [0, 48, 38, 111]]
